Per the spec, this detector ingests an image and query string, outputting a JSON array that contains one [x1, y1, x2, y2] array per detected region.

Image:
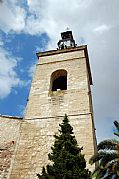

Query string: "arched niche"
[[50, 69, 67, 91]]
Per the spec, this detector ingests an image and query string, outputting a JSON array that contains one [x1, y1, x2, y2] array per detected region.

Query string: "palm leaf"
[[97, 139, 118, 150], [89, 151, 110, 164], [114, 120, 119, 137], [100, 152, 118, 167], [89, 120, 119, 179], [114, 121, 119, 131], [91, 165, 107, 178]]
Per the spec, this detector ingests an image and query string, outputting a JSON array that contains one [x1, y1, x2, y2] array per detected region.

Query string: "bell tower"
[[9, 31, 97, 179]]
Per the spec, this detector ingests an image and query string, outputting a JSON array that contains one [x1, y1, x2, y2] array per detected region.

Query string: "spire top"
[[65, 27, 70, 31]]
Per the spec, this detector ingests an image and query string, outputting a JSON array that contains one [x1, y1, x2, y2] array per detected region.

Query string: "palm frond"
[[114, 120, 119, 137], [103, 173, 116, 179], [100, 152, 118, 167], [114, 121, 119, 131], [91, 165, 107, 179], [114, 132, 119, 137], [90, 120, 119, 179], [106, 160, 119, 174], [89, 151, 110, 164], [98, 140, 118, 150]]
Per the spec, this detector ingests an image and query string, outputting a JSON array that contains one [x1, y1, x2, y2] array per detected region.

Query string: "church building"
[[0, 31, 97, 179]]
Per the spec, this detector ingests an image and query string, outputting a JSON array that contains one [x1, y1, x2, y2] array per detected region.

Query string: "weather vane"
[[65, 27, 70, 31]]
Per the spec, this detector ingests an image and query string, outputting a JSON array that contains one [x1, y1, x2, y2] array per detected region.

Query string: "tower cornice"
[[37, 45, 87, 57], [36, 45, 93, 85]]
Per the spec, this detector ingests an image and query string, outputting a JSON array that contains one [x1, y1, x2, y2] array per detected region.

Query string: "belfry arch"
[[50, 69, 67, 91]]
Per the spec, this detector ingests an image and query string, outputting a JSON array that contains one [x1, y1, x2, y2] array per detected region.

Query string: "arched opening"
[[51, 69, 67, 91]]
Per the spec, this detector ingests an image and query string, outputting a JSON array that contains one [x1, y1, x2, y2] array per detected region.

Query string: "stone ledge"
[[0, 114, 23, 120]]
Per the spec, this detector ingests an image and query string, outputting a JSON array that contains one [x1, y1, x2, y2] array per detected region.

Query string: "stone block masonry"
[[10, 114, 95, 179], [1, 45, 97, 179], [0, 115, 21, 179]]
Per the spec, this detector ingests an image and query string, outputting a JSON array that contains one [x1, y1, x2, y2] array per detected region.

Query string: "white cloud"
[[28, 63, 35, 78], [0, 0, 119, 141], [0, 46, 23, 99], [18, 104, 25, 116], [93, 24, 110, 34], [0, 36, 4, 46], [0, 0, 26, 33], [26, 0, 119, 142]]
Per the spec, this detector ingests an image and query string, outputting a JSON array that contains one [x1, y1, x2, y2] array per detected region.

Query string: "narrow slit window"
[[51, 70, 67, 91]]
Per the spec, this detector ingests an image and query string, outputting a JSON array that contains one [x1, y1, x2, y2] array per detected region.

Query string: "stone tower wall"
[[25, 48, 91, 118], [0, 116, 21, 179], [9, 46, 97, 179]]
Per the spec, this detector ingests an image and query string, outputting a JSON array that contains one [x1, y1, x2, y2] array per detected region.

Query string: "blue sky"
[[0, 31, 49, 116], [0, 0, 119, 142]]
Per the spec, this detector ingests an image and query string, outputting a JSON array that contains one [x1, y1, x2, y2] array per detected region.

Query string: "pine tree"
[[37, 114, 91, 179]]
